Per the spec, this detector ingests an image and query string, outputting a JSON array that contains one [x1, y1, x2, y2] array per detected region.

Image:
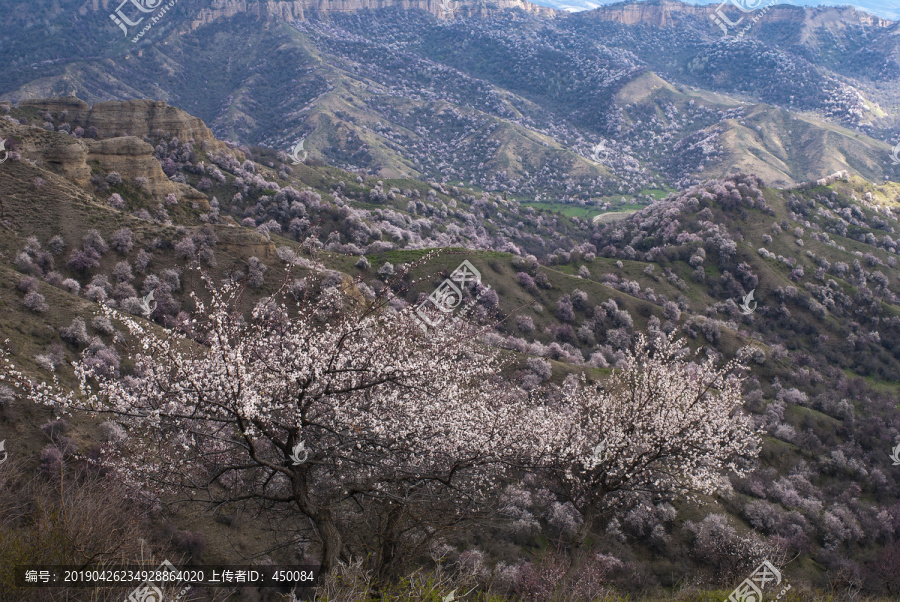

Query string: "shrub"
[[41, 418, 70, 440], [0, 385, 17, 406], [517, 272, 537, 293], [82, 340, 120, 378], [113, 282, 138, 301], [24, 291, 49, 313], [199, 245, 216, 267], [516, 314, 534, 332], [555, 295, 575, 322], [173, 530, 207, 559], [82, 230, 108, 255], [108, 193, 125, 209], [48, 236, 66, 255], [15, 252, 40, 276], [99, 421, 127, 443], [377, 262, 395, 280], [110, 228, 134, 254], [141, 275, 161, 295], [174, 238, 196, 260], [112, 261, 133, 283], [39, 445, 64, 476], [134, 250, 152, 273], [160, 268, 181, 291], [663, 300, 681, 322], [571, 289, 589, 311], [66, 248, 101, 273], [91, 316, 116, 336], [44, 271, 64, 287], [120, 297, 147, 316], [17, 276, 39, 293], [525, 357, 552, 383], [89, 274, 111, 293], [61, 279, 81, 295], [60, 318, 91, 346], [83, 285, 108, 303], [33, 250, 54, 272]]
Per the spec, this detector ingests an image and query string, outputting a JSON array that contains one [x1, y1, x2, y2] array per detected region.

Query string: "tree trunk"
[[575, 503, 596, 553], [292, 476, 343, 575], [561, 503, 598, 591], [375, 503, 402, 583], [316, 509, 343, 575]]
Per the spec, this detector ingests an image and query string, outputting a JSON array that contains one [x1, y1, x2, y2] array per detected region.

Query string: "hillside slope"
[[3, 100, 900, 598]]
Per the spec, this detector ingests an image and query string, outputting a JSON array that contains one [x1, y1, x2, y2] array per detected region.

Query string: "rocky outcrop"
[[85, 136, 208, 204], [215, 227, 278, 261], [0, 120, 208, 204], [587, 0, 894, 29], [19, 98, 238, 157], [587, 0, 705, 27], [0, 121, 93, 186], [187, 0, 555, 27]]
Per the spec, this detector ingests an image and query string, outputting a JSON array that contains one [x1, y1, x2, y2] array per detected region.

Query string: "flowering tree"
[[14, 275, 542, 575], [541, 331, 760, 548]]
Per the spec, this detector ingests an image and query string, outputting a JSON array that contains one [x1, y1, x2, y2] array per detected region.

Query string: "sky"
[[527, 0, 899, 20]]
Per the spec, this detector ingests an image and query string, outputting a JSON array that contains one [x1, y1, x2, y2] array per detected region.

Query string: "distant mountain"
[[530, 0, 900, 20], [1, 0, 898, 201]]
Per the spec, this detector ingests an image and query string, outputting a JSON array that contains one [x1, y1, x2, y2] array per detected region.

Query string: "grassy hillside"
[[2, 100, 900, 600]]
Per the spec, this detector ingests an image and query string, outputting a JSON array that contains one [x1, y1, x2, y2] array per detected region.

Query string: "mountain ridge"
[[531, 0, 899, 21], [580, 0, 895, 27]]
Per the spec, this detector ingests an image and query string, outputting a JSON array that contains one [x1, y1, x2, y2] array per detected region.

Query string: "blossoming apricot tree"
[[541, 331, 760, 547], [9, 277, 545, 574], [3, 277, 761, 575]]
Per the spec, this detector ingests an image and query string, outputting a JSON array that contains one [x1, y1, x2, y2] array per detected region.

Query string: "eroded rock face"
[[19, 98, 91, 122], [186, 0, 555, 27], [0, 122, 92, 186], [216, 227, 278, 260], [85, 136, 207, 202], [587, 1, 893, 29], [587, 0, 702, 27], [20, 98, 235, 156], [9, 99, 243, 204], [0, 120, 209, 203]]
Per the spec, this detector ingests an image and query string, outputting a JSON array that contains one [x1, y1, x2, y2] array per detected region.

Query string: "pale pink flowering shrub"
[[108, 193, 125, 209], [110, 228, 133, 254], [24, 291, 49, 313]]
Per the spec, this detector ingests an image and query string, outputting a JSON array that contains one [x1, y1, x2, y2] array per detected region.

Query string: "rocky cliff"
[[18, 98, 238, 158], [182, 0, 555, 27], [585, 0, 894, 29], [1, 102, 220, 205], [74, 0, 554, 27]]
